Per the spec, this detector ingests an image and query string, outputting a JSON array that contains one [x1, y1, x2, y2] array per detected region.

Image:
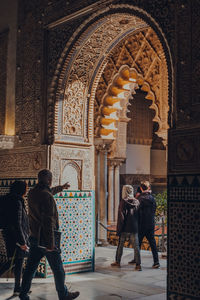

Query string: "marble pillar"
[[108, 161, 114, 224], [114, 163, 120, 223], [98, 149, 108, 244]]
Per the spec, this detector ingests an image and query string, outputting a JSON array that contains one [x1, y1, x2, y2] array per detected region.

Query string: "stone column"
[[98, 149, 108, 244], [95, 148, 100, 244], [107, 160, 114, 224], [114, 162, 120, 223], [94, 141, 112, 245]]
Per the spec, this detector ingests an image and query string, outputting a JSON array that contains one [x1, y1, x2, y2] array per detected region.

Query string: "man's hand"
[[17, 243, 29, 252], [62, 182, 70, 189], [46, 247, 55, 252]]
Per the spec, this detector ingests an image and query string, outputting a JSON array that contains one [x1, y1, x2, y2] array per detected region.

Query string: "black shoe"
[[128, 259, 136, 265], [152, 262, 160, 269], [135, 264, 142, 271], [63, 291, 80, 300]]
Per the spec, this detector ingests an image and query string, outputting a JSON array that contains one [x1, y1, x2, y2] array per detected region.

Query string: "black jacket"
[[3, 193, 29, 257], [116, 198, 139, 235], [28, 183, 63, 249], [138, 191, 156, 231]]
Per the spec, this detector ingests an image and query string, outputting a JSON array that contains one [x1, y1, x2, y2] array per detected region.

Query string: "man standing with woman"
[[111, 185, 142, 271], [129, 181, 160, 268]]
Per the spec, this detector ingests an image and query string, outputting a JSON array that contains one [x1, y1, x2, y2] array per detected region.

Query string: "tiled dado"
[[168, 174, 200, 202], [0, 178, 37, 196], [168, 174, 200, 299], [0, 179, 95, 277]]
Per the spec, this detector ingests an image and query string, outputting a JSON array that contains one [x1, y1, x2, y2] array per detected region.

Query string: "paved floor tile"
[[0, 246, 167, 300]]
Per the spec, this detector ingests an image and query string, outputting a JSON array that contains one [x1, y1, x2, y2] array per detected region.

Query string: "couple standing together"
[[111, 181, 160, 271]]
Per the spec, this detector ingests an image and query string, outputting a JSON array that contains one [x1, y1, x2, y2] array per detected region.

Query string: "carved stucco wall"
[[0, 146, 48, 178], [50, 145, 94, 190], [10, 0, 176, 149], [53, 13, 148, 144], [0, 30, 8, 135]]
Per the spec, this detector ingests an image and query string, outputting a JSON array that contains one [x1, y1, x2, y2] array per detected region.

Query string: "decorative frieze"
[[0, 146, 48, 177]]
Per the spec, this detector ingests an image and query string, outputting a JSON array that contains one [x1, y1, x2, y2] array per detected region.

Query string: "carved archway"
[[95, 65, 165, 141], [49, 5, 173, 146], [94, 27, 169, 144]]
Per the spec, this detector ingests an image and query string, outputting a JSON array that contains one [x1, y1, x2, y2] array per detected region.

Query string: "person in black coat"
[[137, 181, 160, 268], [2, 180, 29, 296], [111, 185, 141, 270]]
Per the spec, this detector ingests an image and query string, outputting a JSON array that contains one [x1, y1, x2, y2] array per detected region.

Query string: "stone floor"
[[0, 246, 167, 300]]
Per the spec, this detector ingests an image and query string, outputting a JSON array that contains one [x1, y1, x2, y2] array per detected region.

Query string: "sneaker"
[[135, 264, 142, 271], [152, 262, 160, 269], [111, 262, 120, 267], [128, 259, 136, 265], [63, 291, 80, 300]]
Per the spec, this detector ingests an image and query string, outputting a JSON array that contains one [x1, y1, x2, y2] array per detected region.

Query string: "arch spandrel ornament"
[[52, 12, 148, 143]]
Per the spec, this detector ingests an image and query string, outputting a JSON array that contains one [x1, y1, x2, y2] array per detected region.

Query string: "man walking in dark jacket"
[[137, 181, 160, 268], [1, 181, 29, 296], [19, 169, 80, 300], [111, 185, 141, 271]]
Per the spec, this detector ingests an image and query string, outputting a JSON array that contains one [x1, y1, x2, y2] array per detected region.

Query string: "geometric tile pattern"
[[0, 178, 37, 196], [168, 175, 200, 298], [46, 191, 95, 277], [168, 175, 200, 202], [0, 179, 95, 277]]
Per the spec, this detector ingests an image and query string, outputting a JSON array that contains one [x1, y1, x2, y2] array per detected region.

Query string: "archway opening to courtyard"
[[93, 28, 169, 249], [51, 4, 172, 278]]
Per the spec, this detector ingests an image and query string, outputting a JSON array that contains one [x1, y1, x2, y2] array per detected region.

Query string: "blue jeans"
[[116, 232, 141, 265], [19, 237, 68, 300]]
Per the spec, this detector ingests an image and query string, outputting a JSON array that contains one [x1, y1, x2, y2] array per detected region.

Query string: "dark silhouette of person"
[[111, 185, 142, 271], [19, 169, 80, 300], [129, 181, 160, 268], [2, 180, 29, 296]]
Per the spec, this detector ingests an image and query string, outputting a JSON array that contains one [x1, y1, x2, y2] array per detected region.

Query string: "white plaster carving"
[[62, 164, 79, 190], [50, 145, 94, 190], [0, 135, 15, 149], [63, 80, 86, 135]]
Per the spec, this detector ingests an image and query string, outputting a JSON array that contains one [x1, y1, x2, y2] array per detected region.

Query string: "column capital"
[[94, 138, 113, 153], [108, 158, 124, 167]]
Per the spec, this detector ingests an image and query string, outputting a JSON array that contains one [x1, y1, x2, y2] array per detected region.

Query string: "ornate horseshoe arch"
[[49, 4, 173, 146], [95, 65, 165, 141]]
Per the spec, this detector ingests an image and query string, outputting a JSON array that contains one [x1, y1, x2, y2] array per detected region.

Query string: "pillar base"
[[97, 239, 109, 247]]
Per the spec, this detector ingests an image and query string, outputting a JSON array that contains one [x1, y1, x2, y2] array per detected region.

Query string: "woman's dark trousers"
[[116, 232, 141, 265]]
